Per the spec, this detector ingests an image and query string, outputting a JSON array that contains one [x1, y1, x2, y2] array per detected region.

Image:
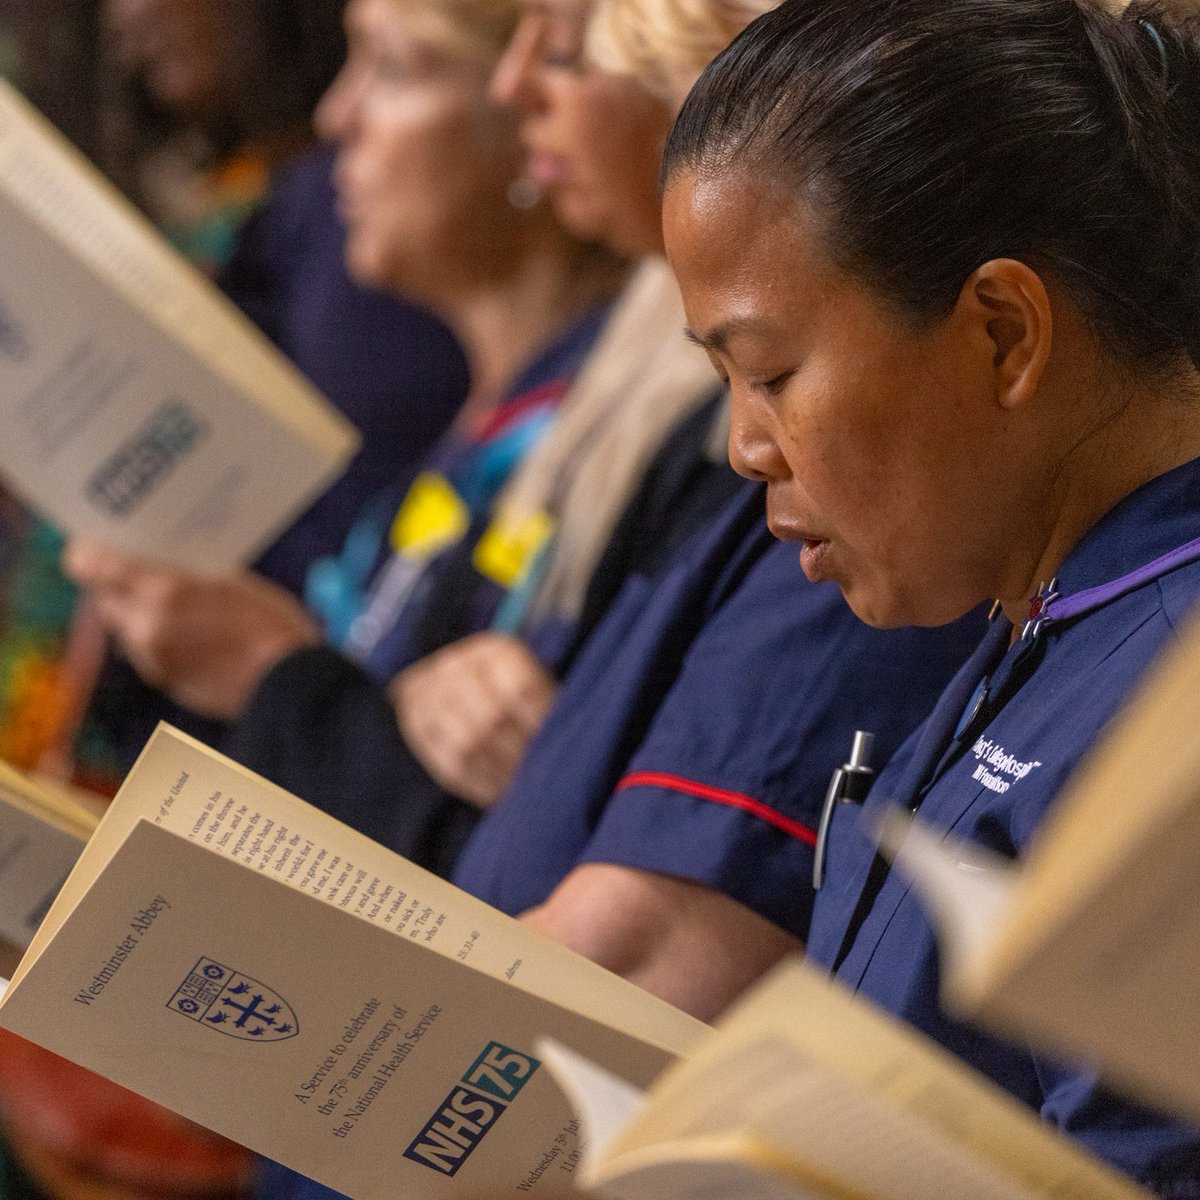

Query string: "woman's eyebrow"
[[684, 316, 773, 353]]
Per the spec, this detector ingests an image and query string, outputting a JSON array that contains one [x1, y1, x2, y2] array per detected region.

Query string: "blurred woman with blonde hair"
[[589, 0, 777, 98], [411, 0, 978, 1054]]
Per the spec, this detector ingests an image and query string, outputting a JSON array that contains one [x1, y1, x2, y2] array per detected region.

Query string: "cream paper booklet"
[[0, 80, 359, 572], [0, 758, 99, 952], [541, 958, 1152, 1200], [875, 602, 1200, 1128], [0, 725, 707, 1198]]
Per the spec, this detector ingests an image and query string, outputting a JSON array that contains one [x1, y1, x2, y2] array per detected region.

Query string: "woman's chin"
[[838, 576, 917, 630], [344, 242, 391, 291], [844, 595, 907, 630], [845, 581, 984, 631]]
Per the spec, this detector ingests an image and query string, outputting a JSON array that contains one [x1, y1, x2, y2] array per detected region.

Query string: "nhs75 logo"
[[404, 1043, 540, 1176], [167, 957, 299, 1042]]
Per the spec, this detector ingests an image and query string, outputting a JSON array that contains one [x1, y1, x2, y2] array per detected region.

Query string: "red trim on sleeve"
[[615, 771, 818, 847]]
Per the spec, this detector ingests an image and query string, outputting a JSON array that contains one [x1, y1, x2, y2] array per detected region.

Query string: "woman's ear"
[[955, 258, 1053, 411]]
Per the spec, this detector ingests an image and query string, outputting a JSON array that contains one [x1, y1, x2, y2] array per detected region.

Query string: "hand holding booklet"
[[0, 724, 1162, 1200], [0, 81, 358, 572]]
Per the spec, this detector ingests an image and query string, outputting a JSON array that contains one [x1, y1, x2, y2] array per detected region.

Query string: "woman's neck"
[[432, 234, 628, 421], [998, 363, 1200, 625]]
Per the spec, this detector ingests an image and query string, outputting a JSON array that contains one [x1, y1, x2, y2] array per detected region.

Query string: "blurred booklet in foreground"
[[876, 607, 1200, 1127], [0, 758, 99, 952], [0, 81, 359, 572], [0, 725, 706, 1198], [543, 957, 1150, 1200]]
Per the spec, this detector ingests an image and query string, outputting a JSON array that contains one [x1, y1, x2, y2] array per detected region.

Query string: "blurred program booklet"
[[0, 725, 707, 1199], [544, 957, 1151, 1200], [876, 605, 1200, 1128], [0, 757, 100, 952], [0, 80, 358, 572]]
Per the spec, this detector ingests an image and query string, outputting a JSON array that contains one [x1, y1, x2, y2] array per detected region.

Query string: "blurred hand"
[[63, 538, 319, 721], [391, 633, 559, 809]]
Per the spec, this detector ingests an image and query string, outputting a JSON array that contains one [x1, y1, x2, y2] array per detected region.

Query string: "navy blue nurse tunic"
[[807, 457, 1200, 1192], [454, 483, 985, 939]]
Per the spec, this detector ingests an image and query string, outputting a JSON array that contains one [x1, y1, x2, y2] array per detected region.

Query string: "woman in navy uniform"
[[398, 0, 979, 1020], [453, 469, 982, 976], [662, 0, 1200, 1189]]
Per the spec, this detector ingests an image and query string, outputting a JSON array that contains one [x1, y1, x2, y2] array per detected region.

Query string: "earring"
[[506, 176, 542, 211]]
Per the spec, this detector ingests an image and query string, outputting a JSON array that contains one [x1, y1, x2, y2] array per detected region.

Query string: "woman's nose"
[[315, 63, 360, 142], [728, 394, 788, 483], [490, 17, 544, 113]]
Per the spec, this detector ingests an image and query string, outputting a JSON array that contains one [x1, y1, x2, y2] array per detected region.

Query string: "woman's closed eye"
[[754, 370, 796, 397], [538, 38, 585, 69]]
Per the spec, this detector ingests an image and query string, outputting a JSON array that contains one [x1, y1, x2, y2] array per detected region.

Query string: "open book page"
[[0, 756, 99, 949], [12, 724, 706, 1056], [566, 959, 1150, 1200], [560, 1031, 1079, 1200], [584, 1135, 856, 1200], [0, 81, 358, 571], [0, 792, 86, 950], [0, 758, 104, 840], [537, 1041, 649, 1165], [539, 1040, 848, 1200], [877, 607, 1200, 1125], [0, 816, 691, 1198]]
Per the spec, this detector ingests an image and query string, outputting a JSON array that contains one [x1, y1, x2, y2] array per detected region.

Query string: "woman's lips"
[[525, 149, 570, 188], [799, 538, 832, 582], [333, 189, 357, 226], [768, 518, 833, 582], [331, 169, 366, 226]]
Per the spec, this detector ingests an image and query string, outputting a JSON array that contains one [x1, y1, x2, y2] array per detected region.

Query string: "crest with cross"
[[167, 957, 299, 1042]]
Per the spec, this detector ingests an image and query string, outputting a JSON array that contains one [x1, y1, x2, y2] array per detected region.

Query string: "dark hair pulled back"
[[664, 0, 1200, 370]]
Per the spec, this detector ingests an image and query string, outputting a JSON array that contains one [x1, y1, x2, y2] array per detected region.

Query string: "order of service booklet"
[[0, 757, 99, 953], [0, 724, 708, 1198], [875, 600, 1200, 1129], [0, 80, 359, 572], [540, 957, 1152, 1200]]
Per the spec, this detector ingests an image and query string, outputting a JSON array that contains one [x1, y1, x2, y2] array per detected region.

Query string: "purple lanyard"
[[1020, 533, 1200, 640], [815, 531, 1200, 890]]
